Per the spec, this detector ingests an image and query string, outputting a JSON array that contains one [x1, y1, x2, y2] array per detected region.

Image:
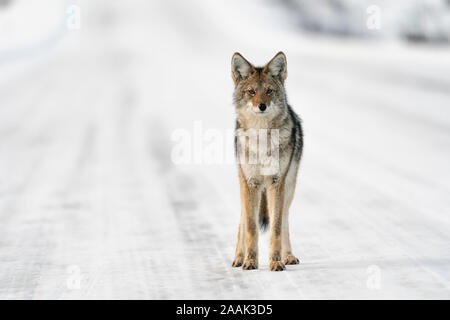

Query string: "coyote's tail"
[[259, 189, 269, 231]]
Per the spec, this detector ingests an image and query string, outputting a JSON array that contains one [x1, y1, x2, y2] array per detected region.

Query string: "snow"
[[0, 0, 449, 299], [281, 0, 450, 42]]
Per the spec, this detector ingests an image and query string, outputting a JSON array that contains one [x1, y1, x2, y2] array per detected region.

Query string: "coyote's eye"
[[266, 88, 273, 95], [247, 89, 256, 96]]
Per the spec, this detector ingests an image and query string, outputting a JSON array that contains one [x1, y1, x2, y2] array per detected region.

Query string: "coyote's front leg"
[[266, 178, 286, 271], [239, 175, 261, 270], [232, 208, 245, 267]]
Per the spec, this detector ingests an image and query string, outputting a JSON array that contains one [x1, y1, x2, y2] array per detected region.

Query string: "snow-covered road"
[[0, 0, 449, 299]]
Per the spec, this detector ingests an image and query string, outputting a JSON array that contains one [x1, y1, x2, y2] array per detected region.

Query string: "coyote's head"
[[231, 52, 288, 123]]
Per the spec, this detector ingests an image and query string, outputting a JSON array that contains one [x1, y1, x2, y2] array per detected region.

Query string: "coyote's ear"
[[264, 52, 287, 83], [231, 52, 254, 85]]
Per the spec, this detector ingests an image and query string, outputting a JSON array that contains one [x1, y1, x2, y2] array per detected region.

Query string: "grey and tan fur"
[[231, 52, 303, 271]]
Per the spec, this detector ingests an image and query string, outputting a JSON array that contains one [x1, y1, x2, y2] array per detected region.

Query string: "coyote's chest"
[[235, 125, 293, 185]]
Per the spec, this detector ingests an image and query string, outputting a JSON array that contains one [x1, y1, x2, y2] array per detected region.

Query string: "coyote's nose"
[[259, 103, 267, 111]]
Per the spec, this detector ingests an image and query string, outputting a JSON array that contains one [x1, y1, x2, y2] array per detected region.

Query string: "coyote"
[[231, 52, 303, 271]]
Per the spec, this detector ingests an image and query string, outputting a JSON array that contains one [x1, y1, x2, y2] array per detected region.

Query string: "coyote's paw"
[[242, 259, 258, 270], [232, 256, 244, 268], [269, 260, 286, 271], [283, 254, 300, 265]]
